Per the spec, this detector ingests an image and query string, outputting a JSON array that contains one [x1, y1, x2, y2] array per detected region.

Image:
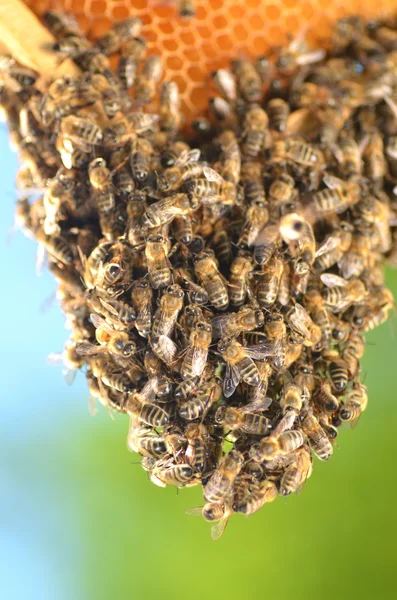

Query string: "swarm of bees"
[[3, 10, 397, 539]]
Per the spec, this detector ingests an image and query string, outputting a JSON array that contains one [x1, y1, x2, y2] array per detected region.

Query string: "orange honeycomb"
[[25, 0, 397, 121]]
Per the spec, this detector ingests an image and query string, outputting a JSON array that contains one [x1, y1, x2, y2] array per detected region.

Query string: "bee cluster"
[[3, 11, 397, 538]]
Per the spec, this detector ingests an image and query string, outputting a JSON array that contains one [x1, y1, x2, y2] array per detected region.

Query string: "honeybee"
[[303, 289, 331, 345], [185, 423, 209, 473], [186, 501, 234, 541], [150, 285, 184, 364], [179, 375, 222, 420], [95, 242, 134, 295], [363, 131, 387, 181], [96, 17, 142, 55], [135, 55, 163, 103], [145, 234, 172, 289], [300, 411, 333, 461], [250, 430, 305, 462], [159, 81, 181, 131], [127, 422, 167, 458], [88, 158, 115, 214], [228, 251, 254, 307], [314, 379, 339, 413], [90, 356, 137, 394], [264, 311, 287, 370], [130, 279, 153, 338], [118, 37, 146, 89], [268, 173, 296, 208], [238, 199, 269, 249], [143, 193, 199, 228], [257, 254, 284, 308], [232, 480, 278, 515], [338, 230, 372, 279], [214, 402, 271, 436], [126, 381, 170, 427], [87, 288, 136, 330], [216, 130, 241, 184], [160, 141, 190, 168], [89, 72, 121, 117], [338, 134, 362, 177], [43, 10, 81, 38], [280, 445, 313, 496], [211, 226, 233, 269], [310, 176, 360, 217], [130, 137, 153, 183], [279, 213, 316, 274], [231, 60, 262, 102], [314, 222, 353, 271], [204, 450, 244, 503], [321, 274, 367, 312], [185, 170, 237, 207], [340, 383, 368, 424], [36, 229, 74, 266], [194, 249, 229, 310], [211, 306, 264, 339], [60, 115, 103, 150], [241, 106, 270, 159], [218, 338, 278, 398], [77, 313, 136, 359], [247, 361, 273, 405], [361, 287, 394, 332], [287, 303, 322, 348], [211, 69, 237, 103], [267, 98, 290, 133], [275, 31, 325, 74], [150, 458, 195, 488], [157, 149, 202, 192], [180, 321, 212, 380], [0, 56, 36, 93], [293, 363, 316, 398]]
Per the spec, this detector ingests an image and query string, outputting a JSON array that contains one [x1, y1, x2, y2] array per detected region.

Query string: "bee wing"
[[90, 312, 114, 332], [253, 224, 279, 248], [296, 49, 325, 66], [174, 148, 201, 167], [322, 173, 344, 189], [138, 378, 158, 402], [157, 335, 178, 363], [315, 236, 340, 258], [273, 410, 297, 435], [211, 515, 230, 541], [185, 506, 204, 516], [245, 341, 278, 360], [76, 342, 103, 356], [320, 273, 348, 288], [99, 298, 119, 317], [289, 303, 312, 339], [203, 166, 225, 183], [211, 315, 230, 338], [47, 352, 63, 366], [223, 364, 240, 398], [241, 396, 272, 413], [190, 346, 209, 377], [63, 368, 77, 386]]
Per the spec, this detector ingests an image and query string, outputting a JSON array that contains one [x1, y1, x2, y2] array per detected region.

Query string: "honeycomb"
[[24, 0, 397, 120]]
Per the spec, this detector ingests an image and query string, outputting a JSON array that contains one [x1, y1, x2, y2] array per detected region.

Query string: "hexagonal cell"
[[233, 24, 249, 42]]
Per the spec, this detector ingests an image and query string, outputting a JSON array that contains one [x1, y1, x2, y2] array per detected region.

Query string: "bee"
[[185, 170, 237, 207], [60, 115, 103, 150], [250, 430, 305, 462], [247, 361, 273, 405], [129, 279, 153, 339], [214, 403, 271, 436], [130, 138, 153, 183], [118, 37, 146, 89], [157, 149, 202, 192], [314, 379, 339, 413], [264, 311, 287, 370], [193, 249, 229, 311], [43, 10, 81, 38], [275, 31, 325, 74], [232, 480, 278, 515], [294, 363, 316, 398], [231, 60, 262, 102], [150, 458, 195, 488], [90, 356, 136, 394], [338, 230, 372, 279], [90, 72, 121, 117], [216, 131, 241, 184], [238, 200, 269, 249], [150, 285, 184, 364], [135, 55, 163, 103], [204, 450, 244, 503], [87, 289, 136, 330], [126, 380, 170, 428], [186, 501, 234, 541], [300, 411, 333, 461], [228, 251, 254, 307], [267, 98, 290, 133], [362, 131, 387, 182], [160, 141, 190, 169], [180, 321, 212, 380], [96, 242, 134, 295], [361, 287, 394, 332], [287, 303, 322, 348], [304, 289, 332, 345], [280, 445, 313, 496], [284, 139, 324, 169], [96, 17, 142, 55], [185, 423, 209, 473], [284, 334, 304, 369], [310, 177, 360, 217], [158, 80, 181, 132], [211, 69, 237, 103], [314, 222, 353, 271], [268, 173, 297, 209], [239, 160, 266, 208], [88, 158, 115, 214], [77, 313, 136, 359], [143, 193, 199, 228], [340, 383, 368, 424], [179, 375, 222, 421], [338, 134, 362, 177], [257, 254, 284, 308], [218, 338, 277, 398], [321, 274, 367, 312], [211, 306, 264, 339], [279, 213, 316, 274], [241, 106, 270, 159], [145, 234, 172, 289], [127, 422, 167, 458]]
